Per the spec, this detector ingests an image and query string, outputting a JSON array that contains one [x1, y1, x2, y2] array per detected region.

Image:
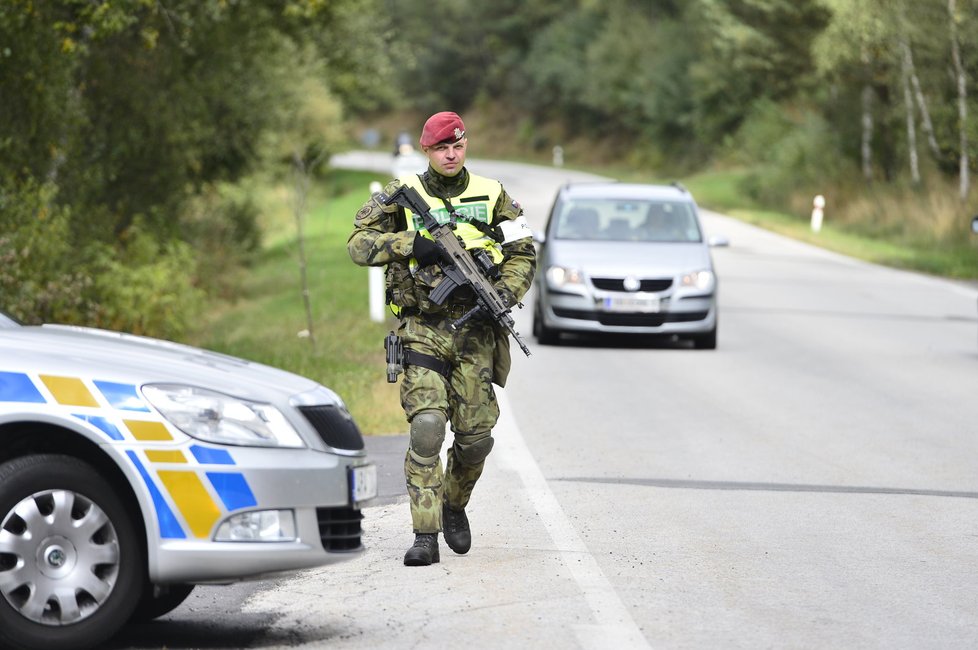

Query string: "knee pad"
[[454, 431, 494, 465], [409, 409, 447, 463]]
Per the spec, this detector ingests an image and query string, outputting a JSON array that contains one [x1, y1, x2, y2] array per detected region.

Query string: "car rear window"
[[553, 199, 702, 243]]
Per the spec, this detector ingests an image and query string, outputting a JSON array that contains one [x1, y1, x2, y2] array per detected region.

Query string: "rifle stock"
[[381, 185, 531, 357]]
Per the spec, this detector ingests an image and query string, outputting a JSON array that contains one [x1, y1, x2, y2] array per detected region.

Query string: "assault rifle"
[[380, 185, 531, 357]]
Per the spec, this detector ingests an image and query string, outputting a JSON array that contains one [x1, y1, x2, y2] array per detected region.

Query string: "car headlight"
[[142, 384, 305, 448], [680, 270, 715, 292], [546, 265, 587, 291]]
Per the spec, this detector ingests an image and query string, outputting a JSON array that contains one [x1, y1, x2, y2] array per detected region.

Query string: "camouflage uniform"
[[348, 167, 535, 534]]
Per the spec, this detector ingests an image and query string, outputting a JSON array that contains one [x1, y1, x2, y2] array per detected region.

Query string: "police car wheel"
[[0, 454, 144, 650], [130, 583, 195, 622]]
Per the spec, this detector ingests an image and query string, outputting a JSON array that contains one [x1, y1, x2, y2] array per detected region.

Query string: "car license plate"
[[603, 294, 660, 313], [349, 464, 377, 503]]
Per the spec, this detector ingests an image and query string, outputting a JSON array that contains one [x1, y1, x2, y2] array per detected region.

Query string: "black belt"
[[399, 304, 474, 320], [403, 349, 452, 378]]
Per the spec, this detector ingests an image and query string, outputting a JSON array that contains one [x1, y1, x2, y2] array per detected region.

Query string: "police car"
[[0, 310, 376, 650]]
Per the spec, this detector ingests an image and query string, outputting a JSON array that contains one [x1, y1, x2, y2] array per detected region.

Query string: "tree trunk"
[[948, 0, 970, 200], [904, 44, 941, 160], [860, 47, 874, 183], [899, 39, 920, 184], [292, 149, 324, 351], [861, 88, 874, 182]]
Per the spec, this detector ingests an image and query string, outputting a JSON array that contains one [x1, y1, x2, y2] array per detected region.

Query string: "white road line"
[[495, 389, 651, 650]]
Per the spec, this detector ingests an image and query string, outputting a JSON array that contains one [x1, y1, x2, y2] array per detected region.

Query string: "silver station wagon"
[[533, 182, 724, 348], [0, 310, 376, 650]]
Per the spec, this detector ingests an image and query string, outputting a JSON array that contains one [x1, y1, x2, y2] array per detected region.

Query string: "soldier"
[[348, 112, 536, 566]]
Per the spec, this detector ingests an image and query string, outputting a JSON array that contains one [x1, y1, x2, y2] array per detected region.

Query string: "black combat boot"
[[442, 503, 471, 554], [403, 533, 440, 566]]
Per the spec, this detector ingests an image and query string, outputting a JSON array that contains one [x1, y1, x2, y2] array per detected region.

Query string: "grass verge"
[[683, 169, 978, 281], [189, 168, 407, 436]]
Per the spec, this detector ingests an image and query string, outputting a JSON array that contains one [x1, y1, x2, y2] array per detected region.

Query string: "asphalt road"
[[110, 151, 978, 649]]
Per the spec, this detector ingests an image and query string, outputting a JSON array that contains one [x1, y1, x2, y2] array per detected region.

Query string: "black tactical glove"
[[412, 232, 443, 267], [494, 284, 517, 309]]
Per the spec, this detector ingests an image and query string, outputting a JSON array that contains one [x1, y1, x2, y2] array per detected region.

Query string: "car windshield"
[[0, 310, 22, 329], [553, 199, 702, 243]]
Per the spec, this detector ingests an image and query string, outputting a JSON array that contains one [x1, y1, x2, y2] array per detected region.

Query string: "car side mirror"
[[971, 215, 978, 234], [533, 231, 547, 245], [708, 235, 730, 248]]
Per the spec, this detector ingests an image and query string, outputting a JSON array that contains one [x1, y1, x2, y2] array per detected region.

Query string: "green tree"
[[521, 1, 699, 160], [0, 0, 371, 334], [686, 0, 831, 146]]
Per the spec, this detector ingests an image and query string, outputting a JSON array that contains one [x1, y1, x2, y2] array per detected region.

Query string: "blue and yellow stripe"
[[1, 371, 258, 540]]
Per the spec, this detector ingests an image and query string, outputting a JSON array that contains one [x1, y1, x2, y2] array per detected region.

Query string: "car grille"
[[298, 405, 365, 451], [591, 277, 673, 292], [553, 308, 709, 327], [316, 506, 364, 552]]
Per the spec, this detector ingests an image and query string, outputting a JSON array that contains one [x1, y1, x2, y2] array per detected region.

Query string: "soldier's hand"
[[412, 233, 443, 267], [494, 284, 517, 308]]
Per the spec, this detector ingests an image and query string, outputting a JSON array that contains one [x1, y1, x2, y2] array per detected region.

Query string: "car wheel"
[[0, 454, 144, 650], [533, 302, 559, 345], [130, 583, 195, 622], [692, 324, 717, 350]]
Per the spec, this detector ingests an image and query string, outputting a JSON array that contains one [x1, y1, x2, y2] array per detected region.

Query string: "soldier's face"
[[424, 139, 467, 177]]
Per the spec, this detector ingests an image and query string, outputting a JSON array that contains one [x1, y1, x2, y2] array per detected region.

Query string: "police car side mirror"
[[533, 231, 547, 245]]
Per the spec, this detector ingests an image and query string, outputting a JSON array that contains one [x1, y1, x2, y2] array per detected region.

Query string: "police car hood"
[[0, 324, 329, 403]]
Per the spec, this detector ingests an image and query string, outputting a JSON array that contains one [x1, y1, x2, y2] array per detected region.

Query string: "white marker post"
[[811, 194, 825, 233], [552, 145, 564, 168], [369, 267, 385, 322], [367, 181, 387, 323]]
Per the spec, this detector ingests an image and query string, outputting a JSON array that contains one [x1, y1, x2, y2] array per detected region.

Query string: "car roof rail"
[[670, 181, 688, 193]]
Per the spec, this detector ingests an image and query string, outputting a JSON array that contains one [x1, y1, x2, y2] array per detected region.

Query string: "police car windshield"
[[0, 310, 22, 329]]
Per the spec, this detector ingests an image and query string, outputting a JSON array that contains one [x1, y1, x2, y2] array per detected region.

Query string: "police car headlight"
[[679, 269, 715, 292], [215, 510, 296, 542], [546, 265, 586, 291], [142, 384, 305, 448]]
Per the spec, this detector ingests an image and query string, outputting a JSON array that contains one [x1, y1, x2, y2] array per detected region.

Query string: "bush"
[[728, 100, 849, 207], [181, 183, 262, 299], [0, 177, 203, 337], [88, 222, 204, 339], [0, 179, 98, 324]]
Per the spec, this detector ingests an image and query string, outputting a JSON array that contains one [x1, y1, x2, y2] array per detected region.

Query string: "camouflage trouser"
[[399, 313, 499, 533]]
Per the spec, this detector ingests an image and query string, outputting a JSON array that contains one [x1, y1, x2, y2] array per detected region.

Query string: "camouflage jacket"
[[347, 167, 537, 318]]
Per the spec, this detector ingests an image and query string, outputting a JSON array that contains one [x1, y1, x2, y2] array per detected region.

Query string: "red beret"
[[420, 112, 466, 147]]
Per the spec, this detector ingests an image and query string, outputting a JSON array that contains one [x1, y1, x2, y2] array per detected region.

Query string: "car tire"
[[691, 324, 718, 350], [130, 583, 195, 622], [533, 302, 560, 345], [0, 454, 144, 650]]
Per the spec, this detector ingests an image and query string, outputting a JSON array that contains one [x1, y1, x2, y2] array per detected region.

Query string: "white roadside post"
[[368, 181, 386, 323], [811, 194, 825, 233], [552, 145, 564, 167], [369, 267, 385, 322]]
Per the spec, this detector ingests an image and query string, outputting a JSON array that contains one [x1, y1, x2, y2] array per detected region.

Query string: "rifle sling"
[[438, 197, 503, 242]]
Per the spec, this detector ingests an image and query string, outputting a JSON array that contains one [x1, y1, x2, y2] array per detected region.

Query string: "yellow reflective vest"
[[400, 173, 505, 268], [386, 173, 505, 319]]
